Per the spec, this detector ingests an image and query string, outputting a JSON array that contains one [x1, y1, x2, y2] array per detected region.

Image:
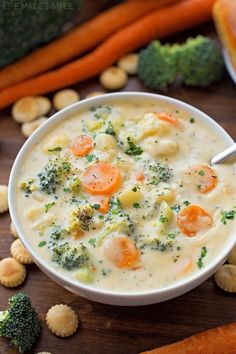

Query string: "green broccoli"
[[0, 0, 82, 68], [105, 198, 134, 235], [144, 160, 172, 184], [52, 242, 90, 270], [0, 292, 41, 353], [38, 157, 71, 194], [179, 36, 224, 87], [138, 36, 224, 90], [138, 41, 181, 91]]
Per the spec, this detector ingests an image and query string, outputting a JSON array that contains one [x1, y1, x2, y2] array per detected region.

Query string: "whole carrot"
[[0, 0, 216, 109], [0, 0, 179, 91], [140, 322, 236, 354]]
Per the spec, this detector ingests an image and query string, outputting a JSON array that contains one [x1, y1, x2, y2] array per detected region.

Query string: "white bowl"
[[8, 92, 235, 306]]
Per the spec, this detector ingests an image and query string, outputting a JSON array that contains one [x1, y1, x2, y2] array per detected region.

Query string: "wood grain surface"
[[0, 2, 236, 353]]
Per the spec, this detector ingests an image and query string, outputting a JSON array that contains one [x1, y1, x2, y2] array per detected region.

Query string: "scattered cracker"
[[214, 264, 236, 292], [36, 96, 52, 116], [10, 221, 18, 238], [12, 97, 39, 122], [227, 246, 236, 265], [46, 304, 79, 337], [0, 184, 8, 213], [100, 66, 127, 90], [0, 257, 26, 287], [117, 53, 139, 75], [53, 89, 80, 111], [21, 117, 47, 138], [11, 239, 33, 264]]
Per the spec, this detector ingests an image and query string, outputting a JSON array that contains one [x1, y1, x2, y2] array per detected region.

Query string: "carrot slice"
[[135, 172, 145, 182], [185, 165, 217, 193], [70, 135, 93, 157], [156, 112, 180, 126], [141, 322, 236, 354], [177, 205, 213, 237], [81, 162, 122, 195], [90, 195, 110, 213], [104, 235, 139, 268]]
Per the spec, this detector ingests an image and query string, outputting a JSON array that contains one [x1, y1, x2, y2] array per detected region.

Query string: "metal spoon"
[[211, 143, 236, 165]]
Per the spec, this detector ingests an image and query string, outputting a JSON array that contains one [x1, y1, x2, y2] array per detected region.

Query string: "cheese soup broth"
[[16, 99, 236, 292]]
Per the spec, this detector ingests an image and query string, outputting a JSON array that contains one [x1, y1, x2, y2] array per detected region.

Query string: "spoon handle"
[[211, 143, 236, 165]]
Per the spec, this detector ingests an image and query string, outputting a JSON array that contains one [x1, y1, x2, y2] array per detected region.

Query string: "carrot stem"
[[0, 0, 179, 90], [0, 0, 216, 109]]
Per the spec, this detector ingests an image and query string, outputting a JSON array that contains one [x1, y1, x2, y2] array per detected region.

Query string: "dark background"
[[0, 1, 236, 353]]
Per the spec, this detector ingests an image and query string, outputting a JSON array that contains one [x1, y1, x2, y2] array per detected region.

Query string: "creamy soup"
[[16, 99, 236, 292]]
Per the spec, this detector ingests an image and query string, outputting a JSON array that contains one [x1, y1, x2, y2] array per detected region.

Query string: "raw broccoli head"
[[179, 36, 224, 87], [0, 292, 41, 353], [138, 41, 181, 91]]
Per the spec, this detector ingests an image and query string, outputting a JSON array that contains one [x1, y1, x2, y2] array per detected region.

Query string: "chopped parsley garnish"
[[45, 202, 55, 213], [220, 209, 236, 225], [85, 154, 95, 162], [98, 214, 104, 219], [197, 246, 207, 269], [190, 117, 195, 123], [159, 216, 168, 223], [48, 147, 62, 152], [38, 241, 46, 248], [125, 137, 143, 156], [88, 238, 97, 248], [199, 170, 205, 176], [183, 200, 190, 206], [132, 186, 139, 192], [168, 232, 177, 239], [133, 202, 141, 209], [171, 204, 181, 212], [105, 121, 116, 136], [92, 204, 101, 210]]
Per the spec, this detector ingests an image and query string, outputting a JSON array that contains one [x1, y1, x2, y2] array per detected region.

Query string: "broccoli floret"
[[179, 36, 224, 87], [0, 292, 41, 353], [138, 41, 180, 91], [144, 160, 172, 184], [68, 205, 94, 234], [52, 242, 90, 270], [20, 179, 37, 195], [38, 157, 71, 194], [105, 198, 134, 235], [0, 0, 82, 68]]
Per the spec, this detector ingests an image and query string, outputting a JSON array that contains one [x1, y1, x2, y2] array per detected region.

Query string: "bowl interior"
[[8, 92, 236, 299]]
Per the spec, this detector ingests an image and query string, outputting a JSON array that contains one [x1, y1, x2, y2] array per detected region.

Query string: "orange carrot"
[[0, 0, 179, 90], [177, 205, 213, 236], [135, 172, 145, 182], [81, 162, 121, 195], [140, 322, 236, 354], [104, 235, 140, 268], [90, 195, 111, 213], [185, 165, 217, 193], [156, 112, 180, 126], [70, 135, 94, 157], [0, 0, 216, 109]]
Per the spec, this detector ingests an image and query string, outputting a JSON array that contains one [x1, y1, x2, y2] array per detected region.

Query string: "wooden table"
[[0, 2, 236, 353]]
